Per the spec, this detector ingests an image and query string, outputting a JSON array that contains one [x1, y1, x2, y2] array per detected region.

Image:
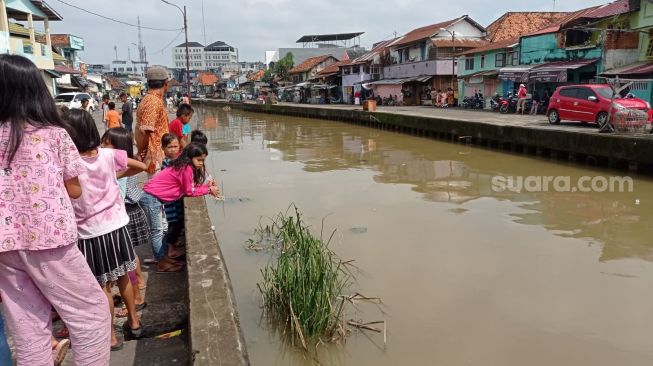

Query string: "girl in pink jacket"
[[143, 143, 219, 203]]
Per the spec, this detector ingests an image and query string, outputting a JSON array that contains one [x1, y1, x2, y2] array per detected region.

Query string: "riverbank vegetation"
[[250, 206, 351, 349]]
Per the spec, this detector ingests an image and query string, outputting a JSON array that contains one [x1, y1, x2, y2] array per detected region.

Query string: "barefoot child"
[[101, 128, 149, 317], [0, 54, 110, 365], [64, 109, 147, 350]]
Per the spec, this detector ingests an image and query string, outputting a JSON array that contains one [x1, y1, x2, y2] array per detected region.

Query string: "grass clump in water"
[[255, 206, 351, 349]]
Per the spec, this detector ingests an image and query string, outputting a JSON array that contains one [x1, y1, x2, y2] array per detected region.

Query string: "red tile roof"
[[432, 38, 489, 48], [289, 55, 335, 74], [54, 65, 81, 74], [393, 15, 485, 48], [486, 12, 573, 42], [459, 37, 520, 55], [197, 72, 218, 86], [316, 59, 352, 77], [248, 69, 266, 81]]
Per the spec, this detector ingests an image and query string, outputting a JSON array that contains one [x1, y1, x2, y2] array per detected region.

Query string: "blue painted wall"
[[520, 33, 602, 65]]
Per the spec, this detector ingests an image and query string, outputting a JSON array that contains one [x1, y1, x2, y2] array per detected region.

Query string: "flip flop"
[[116, 302, 148, 318], [53, 338, 70, 366], [122, 321, 144, 339]]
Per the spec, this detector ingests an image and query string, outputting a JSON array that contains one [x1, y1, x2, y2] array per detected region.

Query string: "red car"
[[546, 84, 650, 127]]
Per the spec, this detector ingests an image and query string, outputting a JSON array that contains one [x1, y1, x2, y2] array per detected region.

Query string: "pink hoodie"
[[143, 165, 209, 203]]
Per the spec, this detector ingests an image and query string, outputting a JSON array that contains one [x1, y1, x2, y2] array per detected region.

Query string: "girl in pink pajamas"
[[0, 55, 111, 365]]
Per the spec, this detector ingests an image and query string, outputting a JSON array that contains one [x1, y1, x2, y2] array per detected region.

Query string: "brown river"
[[195, 106, 653, 365]]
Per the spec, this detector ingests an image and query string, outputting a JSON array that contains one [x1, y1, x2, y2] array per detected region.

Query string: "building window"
[[647, 30, 653, 58], [464, 57, 474, 70], [480, 54, 485, 68], [344, 67, 351, 75], [511, 51, 518, 66], [352, 65, 360, 74], [565, 29, 592, 47], [495, 53, 505, 67]]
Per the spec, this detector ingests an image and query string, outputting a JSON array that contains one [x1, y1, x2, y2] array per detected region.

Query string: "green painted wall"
[[520, 33, 602, 65]]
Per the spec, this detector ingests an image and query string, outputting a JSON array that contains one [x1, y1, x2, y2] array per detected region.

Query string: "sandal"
[[116, 302, 147, 318], [122, 321, 144, 339], [111, 337, 124, 351], [53, 338, 70, 366]]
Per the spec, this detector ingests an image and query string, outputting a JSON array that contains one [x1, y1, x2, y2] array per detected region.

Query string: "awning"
[[461, 70, 498, 80], [43, 69, 62, 78], [498, 66, 532, 82], [364, 75, 432, 85], [529, 59, 598, 83], [600, 62, 653, 77]]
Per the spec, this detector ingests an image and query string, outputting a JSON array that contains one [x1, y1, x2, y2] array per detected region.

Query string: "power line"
[[151, 29, 184, 55], [53, 0, 183, 32]]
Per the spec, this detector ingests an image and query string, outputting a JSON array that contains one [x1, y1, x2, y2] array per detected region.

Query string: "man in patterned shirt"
[[135, 66, 174, 270]]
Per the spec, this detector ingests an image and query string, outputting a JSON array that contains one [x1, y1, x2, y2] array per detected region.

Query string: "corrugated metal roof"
[[531, 58, 599, 71], [393, 15, 485, 48], [459, 37, 519, 55], [601, 61, 653, 76]]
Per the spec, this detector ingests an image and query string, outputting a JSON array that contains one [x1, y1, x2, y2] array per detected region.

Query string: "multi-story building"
[[204, 41, 238, 68], [1, 0, 64, 94], [49, 33, 84, 68], [171, 41, 238, 70]]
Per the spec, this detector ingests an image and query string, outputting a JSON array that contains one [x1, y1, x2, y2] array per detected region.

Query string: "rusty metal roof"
[[393, 15, 486, 48], [289, 55, 335, 74]]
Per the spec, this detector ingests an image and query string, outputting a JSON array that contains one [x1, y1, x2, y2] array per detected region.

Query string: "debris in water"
[[448, 208, 469, 214], [635, 199, 640, 205], [349, 227, 368, 234]]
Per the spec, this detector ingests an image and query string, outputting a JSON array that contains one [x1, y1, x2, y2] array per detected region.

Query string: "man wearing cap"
[[135, 65, 173, 270]]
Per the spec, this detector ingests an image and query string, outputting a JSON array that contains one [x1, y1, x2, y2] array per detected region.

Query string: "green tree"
[[262, 68, 274, 84], [273, 52, 294, 81]]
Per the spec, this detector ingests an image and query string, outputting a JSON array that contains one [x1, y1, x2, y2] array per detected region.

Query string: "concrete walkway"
[[229, 100, 653, 138]]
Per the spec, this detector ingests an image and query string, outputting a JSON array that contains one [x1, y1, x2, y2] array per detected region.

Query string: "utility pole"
[[161, 0, 191, 99]]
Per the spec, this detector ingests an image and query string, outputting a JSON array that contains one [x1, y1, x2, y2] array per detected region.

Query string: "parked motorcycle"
[[499, 92, 518, 114]]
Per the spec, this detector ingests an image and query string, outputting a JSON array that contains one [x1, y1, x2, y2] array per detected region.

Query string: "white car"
[[54, 92, 98, 111]]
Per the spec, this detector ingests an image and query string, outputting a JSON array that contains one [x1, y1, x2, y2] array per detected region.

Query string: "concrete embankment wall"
[[184, 197, 249, 366], [200, 100, 653, 173]]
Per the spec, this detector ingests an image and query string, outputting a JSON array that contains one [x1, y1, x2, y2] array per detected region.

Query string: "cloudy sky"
[[43, 0, 609, 66]]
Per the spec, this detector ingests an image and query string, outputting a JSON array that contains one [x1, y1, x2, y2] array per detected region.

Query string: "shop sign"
[[498, 71, 529, 82], [69, 36, 84, 51], [529, 70, 567, 83]]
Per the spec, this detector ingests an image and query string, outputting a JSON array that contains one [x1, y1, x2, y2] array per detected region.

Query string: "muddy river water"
[[195, 107, 653, 365]]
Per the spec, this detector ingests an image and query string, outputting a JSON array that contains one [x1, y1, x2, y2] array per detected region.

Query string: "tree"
[[273, 53, 294, 81], [262, 69, 274, 84]]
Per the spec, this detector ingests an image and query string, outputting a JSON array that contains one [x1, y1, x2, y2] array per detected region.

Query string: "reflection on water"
[[196, 107, 653, 263], [197, 106, 653, 366]]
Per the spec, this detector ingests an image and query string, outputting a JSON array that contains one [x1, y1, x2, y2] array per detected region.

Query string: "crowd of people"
[[0, 54, 219, 365]]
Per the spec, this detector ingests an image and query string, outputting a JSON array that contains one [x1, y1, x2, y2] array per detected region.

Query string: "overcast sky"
[[43, 0, 610, 66]]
